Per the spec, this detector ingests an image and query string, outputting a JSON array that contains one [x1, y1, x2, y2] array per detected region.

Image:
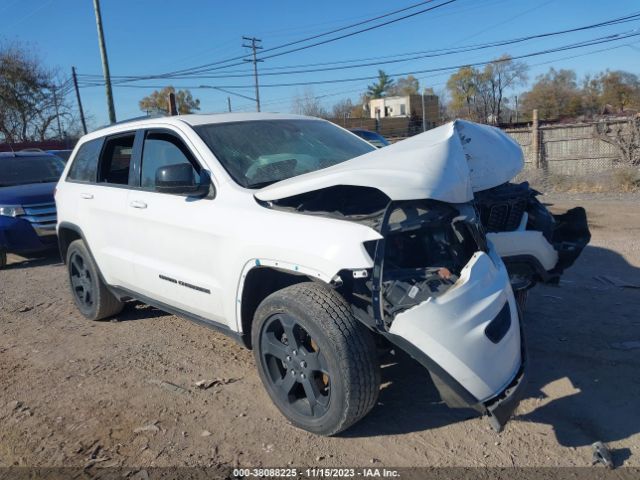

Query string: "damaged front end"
[[354, 199, 526, 431], [475, 182, 591, 292], [265, 190, 527, 431]]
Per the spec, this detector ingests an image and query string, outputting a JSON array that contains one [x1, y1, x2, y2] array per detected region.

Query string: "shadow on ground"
[[4, 249, 61, 270]]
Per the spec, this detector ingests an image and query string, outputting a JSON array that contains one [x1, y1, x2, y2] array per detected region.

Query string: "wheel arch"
[[57, 221, 85, 263], [237, 263, 321, 349]]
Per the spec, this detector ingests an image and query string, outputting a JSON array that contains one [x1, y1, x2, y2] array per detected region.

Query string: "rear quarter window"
[[67, 138, 104, 183]]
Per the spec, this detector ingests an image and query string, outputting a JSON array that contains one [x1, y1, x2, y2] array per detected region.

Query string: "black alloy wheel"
[[252, 282, 380, 436], [260, 313, 331, 418], [69, 251, 94, 309]]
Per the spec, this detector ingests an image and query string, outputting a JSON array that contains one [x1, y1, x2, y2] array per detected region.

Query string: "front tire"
[[252, 282, 380, 436], [66, 239, 124, 321], [0, 250, 6, 269]]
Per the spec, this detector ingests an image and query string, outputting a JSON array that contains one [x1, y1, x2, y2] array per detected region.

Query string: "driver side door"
[[125, 128, 225, 323]]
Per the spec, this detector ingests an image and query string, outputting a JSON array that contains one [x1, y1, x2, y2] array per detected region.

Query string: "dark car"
[[350, 128, 390, 148], [47, 149, 74, 162], [0, 152, 64, 267]]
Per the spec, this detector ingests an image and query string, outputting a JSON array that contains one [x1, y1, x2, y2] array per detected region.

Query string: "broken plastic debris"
[[591, 441, 613, 469], [195, 378, 239, 389], [147, 379, 189, 394], [134, 423, 160, 434]]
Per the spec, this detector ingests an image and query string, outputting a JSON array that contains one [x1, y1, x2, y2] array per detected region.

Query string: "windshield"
[[0, 155, 65, 187], [195, 119, 375, 188]]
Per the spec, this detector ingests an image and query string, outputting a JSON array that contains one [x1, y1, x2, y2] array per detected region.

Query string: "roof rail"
[[94, 113, 165, 132]]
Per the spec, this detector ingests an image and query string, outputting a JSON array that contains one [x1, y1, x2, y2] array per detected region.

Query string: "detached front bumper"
[[484, 355, 527, 432], [383, 247, 527, 431]]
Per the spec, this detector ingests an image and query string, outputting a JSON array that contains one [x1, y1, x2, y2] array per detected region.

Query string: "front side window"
[[194, 119, 375, 188], [0, 155, 64, 187], [67, 138, 103, 183], [98, 134, 135, 185], [140, 131, 200, 189]]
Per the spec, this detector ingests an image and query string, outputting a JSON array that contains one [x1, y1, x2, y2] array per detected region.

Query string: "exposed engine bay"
[[264, 191, 487, 329]]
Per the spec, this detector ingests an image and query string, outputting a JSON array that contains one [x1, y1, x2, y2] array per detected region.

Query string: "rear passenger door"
[[74, 131, 140, 289], [125, 128, 224, 323]]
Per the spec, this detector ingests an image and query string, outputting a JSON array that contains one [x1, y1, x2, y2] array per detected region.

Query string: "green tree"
[[521, 68, 583, 120], [366, 70, 395, 99], [446, 66, 478, 119], [139, 86, 200, 115], [389, 75, 420, 96], [447, 56, 527, 123], [599, 70, 640, 112]]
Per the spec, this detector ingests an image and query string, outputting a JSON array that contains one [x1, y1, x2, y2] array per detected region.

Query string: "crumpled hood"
[[255, 119, 523, 204]]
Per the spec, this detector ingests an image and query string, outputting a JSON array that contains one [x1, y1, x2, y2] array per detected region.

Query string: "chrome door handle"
[[129, 200, 147, 209], [79, 193, 93, 199]]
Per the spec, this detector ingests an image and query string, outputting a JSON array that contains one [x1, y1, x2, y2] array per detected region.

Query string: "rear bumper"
[[0, 216, 57, 253]]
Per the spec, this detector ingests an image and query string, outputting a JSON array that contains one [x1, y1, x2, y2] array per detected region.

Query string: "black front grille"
[[475, 182, 532, 233], [485, 199, 527, 232]]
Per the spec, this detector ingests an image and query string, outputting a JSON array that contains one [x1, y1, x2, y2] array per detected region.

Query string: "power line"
[[78, 11, 640, 83], [78, 0, 457, 84], [251, 0, 457, 63], [78, 29, 640, 91]]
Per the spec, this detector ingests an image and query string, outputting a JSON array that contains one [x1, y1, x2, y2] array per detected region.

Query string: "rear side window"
[[140, 131, 201, 190], [67, 138, 103, 182], [98, 134, 135, 185]]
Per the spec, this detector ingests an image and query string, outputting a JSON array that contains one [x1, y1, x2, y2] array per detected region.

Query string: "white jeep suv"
[[56, 113, 526, 435]]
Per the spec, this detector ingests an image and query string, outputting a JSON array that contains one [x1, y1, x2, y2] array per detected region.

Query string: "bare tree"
[[0, 43, 75, 142], [484, 55, 528, 123], [594, 117, 640, 166], [291, 88, 328, 118], [331, 98, 354, 119]]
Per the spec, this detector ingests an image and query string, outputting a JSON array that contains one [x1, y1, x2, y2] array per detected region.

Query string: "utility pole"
[[72, 67, 87, 135], [51, 85, 63, 139], [93, 0, 116, 123], [227, 97, 232, 112], [242, 36, 262, 112], [421, 90, 426, 132], [514, 95, 519, 123]]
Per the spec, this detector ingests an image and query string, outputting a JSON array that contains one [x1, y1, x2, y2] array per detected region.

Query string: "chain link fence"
[[505, 120, 639, 192]]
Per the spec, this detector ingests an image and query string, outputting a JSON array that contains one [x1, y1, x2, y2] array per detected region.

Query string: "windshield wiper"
[[247, 180, 279, 189]]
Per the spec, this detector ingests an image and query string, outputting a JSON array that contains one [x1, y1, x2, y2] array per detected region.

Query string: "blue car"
[[0, 152, 65, 268], [349, 129, 390, 148]]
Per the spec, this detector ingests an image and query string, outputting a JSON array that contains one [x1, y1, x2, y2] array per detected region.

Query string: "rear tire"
[[0, 250, 6, 269], [66, 239, 124, 321], [252, 282, 380, 436]]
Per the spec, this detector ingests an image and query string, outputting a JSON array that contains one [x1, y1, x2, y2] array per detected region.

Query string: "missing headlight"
[[376, 200, 486, 325]]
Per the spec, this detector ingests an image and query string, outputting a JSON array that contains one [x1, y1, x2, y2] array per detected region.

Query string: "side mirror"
[[155, 163, 210, 196]]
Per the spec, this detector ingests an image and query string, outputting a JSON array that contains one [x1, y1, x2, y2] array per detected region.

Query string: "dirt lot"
[[1, 193, 639, 469]]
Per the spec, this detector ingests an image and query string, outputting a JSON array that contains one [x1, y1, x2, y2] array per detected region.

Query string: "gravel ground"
[[1, 194, 639, 469]]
